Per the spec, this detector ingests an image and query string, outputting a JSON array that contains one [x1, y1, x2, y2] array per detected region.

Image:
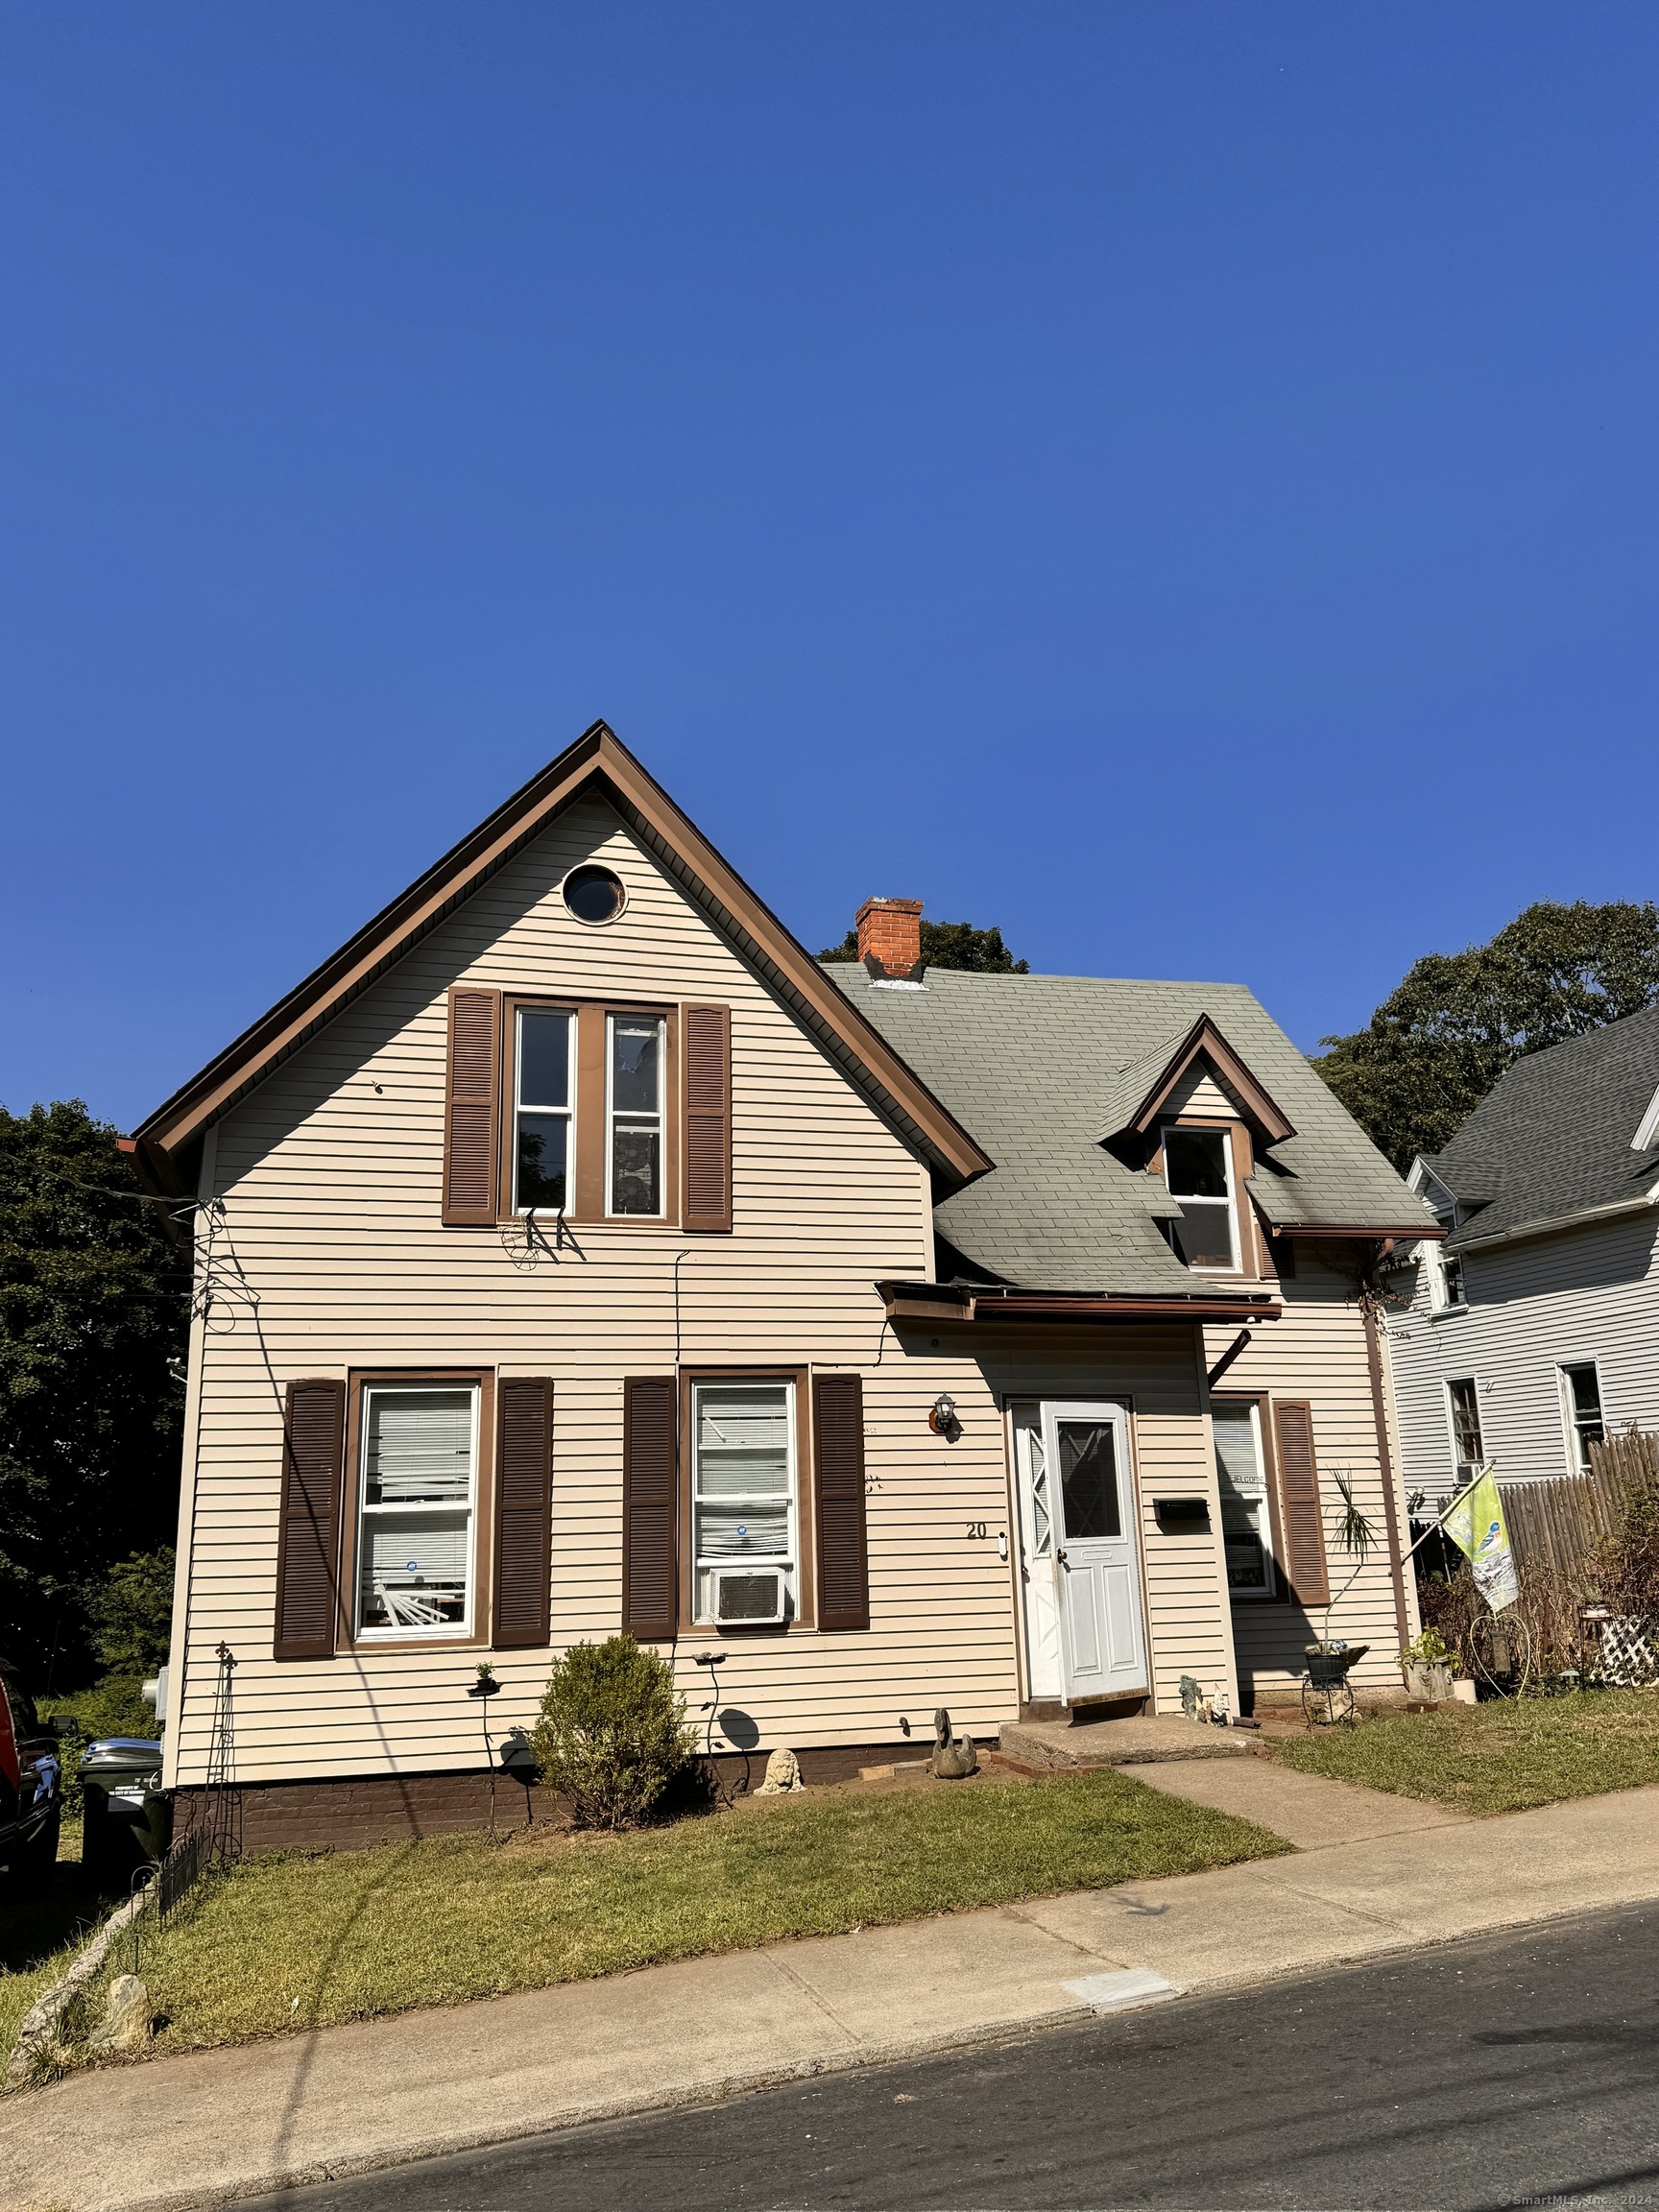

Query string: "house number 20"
[[965, 1521, 988, 1539]]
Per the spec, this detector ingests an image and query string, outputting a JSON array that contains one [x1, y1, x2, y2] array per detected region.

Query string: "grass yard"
[[1275, 1689, 1659, 1815], [128, 1767, 1286, 2056], [0, 1826, 106, 2066]]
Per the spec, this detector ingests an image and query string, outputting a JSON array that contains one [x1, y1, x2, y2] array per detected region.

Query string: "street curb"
[[54, 1890, 1659, 2212]]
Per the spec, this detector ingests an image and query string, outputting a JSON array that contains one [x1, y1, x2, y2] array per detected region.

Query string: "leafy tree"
[[819, 919, 1030, 974], [1315, 901, 1659, 1170], [0, 1102, 188, 1686], [90, 1549, 176, 1677]]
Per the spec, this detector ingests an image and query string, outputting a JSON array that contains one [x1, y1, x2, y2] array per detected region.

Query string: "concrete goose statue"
[[930, 1706, 978, 1780]]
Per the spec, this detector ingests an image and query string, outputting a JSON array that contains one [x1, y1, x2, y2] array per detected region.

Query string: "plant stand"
[[1302, 1644, 1367, 1730]]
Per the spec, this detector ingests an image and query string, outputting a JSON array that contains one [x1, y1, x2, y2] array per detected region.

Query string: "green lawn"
[[1275, 1690, 1659, 1815], [126, 1768, 1286, 2056]]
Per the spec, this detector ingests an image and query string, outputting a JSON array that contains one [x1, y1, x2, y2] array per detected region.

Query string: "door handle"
[[1056, 1549, 1070, 1570]]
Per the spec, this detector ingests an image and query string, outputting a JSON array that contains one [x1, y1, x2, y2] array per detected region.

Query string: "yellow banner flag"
[[1441, 1470, 1519, 1614]]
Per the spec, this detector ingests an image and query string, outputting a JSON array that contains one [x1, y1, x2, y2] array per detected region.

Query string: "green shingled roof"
[[824, 966, 1436, 1294]]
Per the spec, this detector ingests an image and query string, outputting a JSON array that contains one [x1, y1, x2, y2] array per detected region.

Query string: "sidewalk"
[[8, 1761, 1658, 2212]]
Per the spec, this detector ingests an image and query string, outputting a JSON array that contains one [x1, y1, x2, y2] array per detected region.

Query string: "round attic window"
[[562, 865, 626, 925]]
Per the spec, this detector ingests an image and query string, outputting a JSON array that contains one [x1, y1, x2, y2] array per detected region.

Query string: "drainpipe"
[[1361, 1299, 1410, 1650]]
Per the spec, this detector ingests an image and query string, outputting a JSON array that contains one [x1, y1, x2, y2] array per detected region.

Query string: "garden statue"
[[756, 1746, 805, 1795], [930, 1707, 977, 1780]]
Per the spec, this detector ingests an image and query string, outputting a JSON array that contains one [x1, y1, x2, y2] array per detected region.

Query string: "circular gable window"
[[562, 864, 626, 925]]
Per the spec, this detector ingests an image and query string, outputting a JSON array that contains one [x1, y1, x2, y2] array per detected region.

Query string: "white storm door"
[[1043, 1402, 1148, 1700], [1010, 1404, 1063, 1701]]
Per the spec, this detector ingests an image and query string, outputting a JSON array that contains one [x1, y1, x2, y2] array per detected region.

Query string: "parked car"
[[0, 1661, 63, 1887]]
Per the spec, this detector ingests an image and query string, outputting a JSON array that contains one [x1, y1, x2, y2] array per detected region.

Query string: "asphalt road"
[[248, 1901, 1659, 2212]]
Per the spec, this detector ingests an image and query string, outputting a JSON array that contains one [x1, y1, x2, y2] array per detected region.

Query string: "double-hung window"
[[1161, 1125, 1237, 1271], [1561, 1362, 1604, 1474], [1212, 1402, 1275, 1598], [1447, 1377, 1484, 1489], [608, 1015, 664, 1216], [691, 1381, 796, 1623], [356, 1384, 479, 1637], [1426, 1207, 1465, 1310], [514, 1008, 573, 1214]]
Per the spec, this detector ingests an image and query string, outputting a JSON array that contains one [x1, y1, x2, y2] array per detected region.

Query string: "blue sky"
[[4, 4, 1657, 1129]]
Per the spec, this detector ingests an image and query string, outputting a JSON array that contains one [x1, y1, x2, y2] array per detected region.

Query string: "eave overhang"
[[877, 1281, 1284, 1326], [131, 723, 995, 1190]]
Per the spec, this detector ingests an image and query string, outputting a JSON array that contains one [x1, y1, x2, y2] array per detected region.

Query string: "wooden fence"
[[1501, 1431, 1659, 1580]]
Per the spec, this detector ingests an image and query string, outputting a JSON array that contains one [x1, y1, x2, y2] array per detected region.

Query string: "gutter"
[[1451, 1185, 1659, 1255], [877, 1282, 1283, 1327]]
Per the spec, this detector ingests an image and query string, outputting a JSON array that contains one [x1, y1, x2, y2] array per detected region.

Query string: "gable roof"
[[826, 968, 1438, 1296], [1424, 1002, 1659, 1251], [131, 723, 993, 1190], [1094, 1014, 1296, 1145]]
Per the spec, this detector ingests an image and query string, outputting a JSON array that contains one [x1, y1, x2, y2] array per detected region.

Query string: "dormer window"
[[1161, 1124, 1238, 1271]]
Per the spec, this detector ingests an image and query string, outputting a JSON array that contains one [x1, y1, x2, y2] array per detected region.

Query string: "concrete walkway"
[[8, 1767, 1658, 2212]]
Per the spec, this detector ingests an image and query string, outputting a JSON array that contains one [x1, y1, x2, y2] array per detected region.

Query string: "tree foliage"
[[819, 920, 1030, 974], [0, 1102, 188, 1684], [1315, 901, 1659, 1170]]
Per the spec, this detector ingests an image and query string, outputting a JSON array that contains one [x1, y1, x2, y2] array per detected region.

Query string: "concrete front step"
[[1000, 1712, 1255, 1770]]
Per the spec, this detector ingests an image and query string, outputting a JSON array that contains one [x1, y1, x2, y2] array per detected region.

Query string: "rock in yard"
[[88, 1975, 153, 2054]]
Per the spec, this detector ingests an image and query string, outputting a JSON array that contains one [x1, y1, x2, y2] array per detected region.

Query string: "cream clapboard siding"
[[1385, 1213, 1659, 1502], [167, 797, 1037, 1787], [1202, 1249, 1418, 1698]]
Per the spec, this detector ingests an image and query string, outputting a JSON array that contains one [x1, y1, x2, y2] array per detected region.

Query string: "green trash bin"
[[81, 1739, 169, 1887]]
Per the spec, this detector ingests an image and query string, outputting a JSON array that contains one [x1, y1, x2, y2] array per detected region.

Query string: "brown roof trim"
[[1266, 1221, 1448, 1241], [132, 723, 994, 1185], [1107, 1015, 1297, 1145], [877, 1281, 1283, 1326]]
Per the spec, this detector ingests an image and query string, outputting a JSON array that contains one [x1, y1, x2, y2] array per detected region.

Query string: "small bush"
[[531, 1637, 696, 1830]]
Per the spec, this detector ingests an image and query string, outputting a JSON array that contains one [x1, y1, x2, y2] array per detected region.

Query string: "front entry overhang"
[[876, 1281, 1283, 1327]]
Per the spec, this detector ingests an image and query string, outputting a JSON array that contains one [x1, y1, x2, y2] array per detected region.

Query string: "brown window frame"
[[1210, 1389, 1288, 1605], [678, 1366, 817, 1636], [1152, 1117, 1261, 1279], [337, 1368, 496, 1655], [499, 996, 681, 1228]]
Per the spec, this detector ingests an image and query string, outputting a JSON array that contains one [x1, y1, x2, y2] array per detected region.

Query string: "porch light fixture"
[[928, 1393, 961, 1440]]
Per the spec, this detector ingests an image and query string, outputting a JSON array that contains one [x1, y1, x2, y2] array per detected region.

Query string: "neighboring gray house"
[[1385, 1005, 1659, 1503]]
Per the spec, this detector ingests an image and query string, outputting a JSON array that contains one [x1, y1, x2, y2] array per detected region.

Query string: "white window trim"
[[1557, 1358, 1606, 1477], [1212, 1399, 1276, 1601], [354, 1382, 480, 1643], [690, 1378, 798, 1625], [1160, 1119, 1239, 1275], [1633, 1084, 1659, 1153], [513, 1006, 575, 1217], [1424, 1234, 1467, 1313], [1444, 1376, 1484, 1488], [605, 1012, 666, 1219]]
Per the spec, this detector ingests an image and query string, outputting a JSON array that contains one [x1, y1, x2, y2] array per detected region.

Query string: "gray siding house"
[[1384, 1006, 1659, 1503]]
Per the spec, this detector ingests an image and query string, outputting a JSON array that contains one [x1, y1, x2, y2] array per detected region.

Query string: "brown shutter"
[[493, 1379, 553, 1647], [814, 1373, 870, 1630], [622, 1378, 678, 1640], [1273, 1400, 1330, 1607], [443, 987, 501, 1225], [274, 1379, 346, 1660], [682, 1003, 732, 1233]]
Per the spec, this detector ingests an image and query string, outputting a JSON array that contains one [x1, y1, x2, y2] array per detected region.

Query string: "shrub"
[[531, 1636, 696, 1830]]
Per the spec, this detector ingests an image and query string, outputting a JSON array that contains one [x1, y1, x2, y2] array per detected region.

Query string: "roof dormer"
[[1095, 1014, 1296, 1152]]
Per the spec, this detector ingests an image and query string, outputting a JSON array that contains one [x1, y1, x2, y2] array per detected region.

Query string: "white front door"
[[1043, 1401, 1149, 1701]]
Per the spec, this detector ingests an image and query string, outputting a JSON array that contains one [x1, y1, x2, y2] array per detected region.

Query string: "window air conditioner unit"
[[709, 1565, 787, 1625]]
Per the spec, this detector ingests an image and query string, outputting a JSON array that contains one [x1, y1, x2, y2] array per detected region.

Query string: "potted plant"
[[1398, 1627, 1455, 1703]]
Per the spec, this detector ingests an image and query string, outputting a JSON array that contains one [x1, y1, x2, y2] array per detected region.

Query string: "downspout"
[[1360, 1298, 1410, 1651]]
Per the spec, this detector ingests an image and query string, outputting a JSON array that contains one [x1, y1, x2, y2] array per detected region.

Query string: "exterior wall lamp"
[[929, 1393, 961, 1441]]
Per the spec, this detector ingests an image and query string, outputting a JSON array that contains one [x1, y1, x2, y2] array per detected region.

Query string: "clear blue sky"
[[5, 4, 1657, 1131]]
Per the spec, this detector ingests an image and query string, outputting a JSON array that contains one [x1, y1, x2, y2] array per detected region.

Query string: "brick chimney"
[[855, 897, 924, 980]]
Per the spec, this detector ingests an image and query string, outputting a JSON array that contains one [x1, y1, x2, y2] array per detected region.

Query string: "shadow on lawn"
[[0, 1853, 117, 1975]]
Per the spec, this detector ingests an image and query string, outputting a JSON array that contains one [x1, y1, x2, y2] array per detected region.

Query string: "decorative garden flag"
[[1442, 1470, 1519, 1613]]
